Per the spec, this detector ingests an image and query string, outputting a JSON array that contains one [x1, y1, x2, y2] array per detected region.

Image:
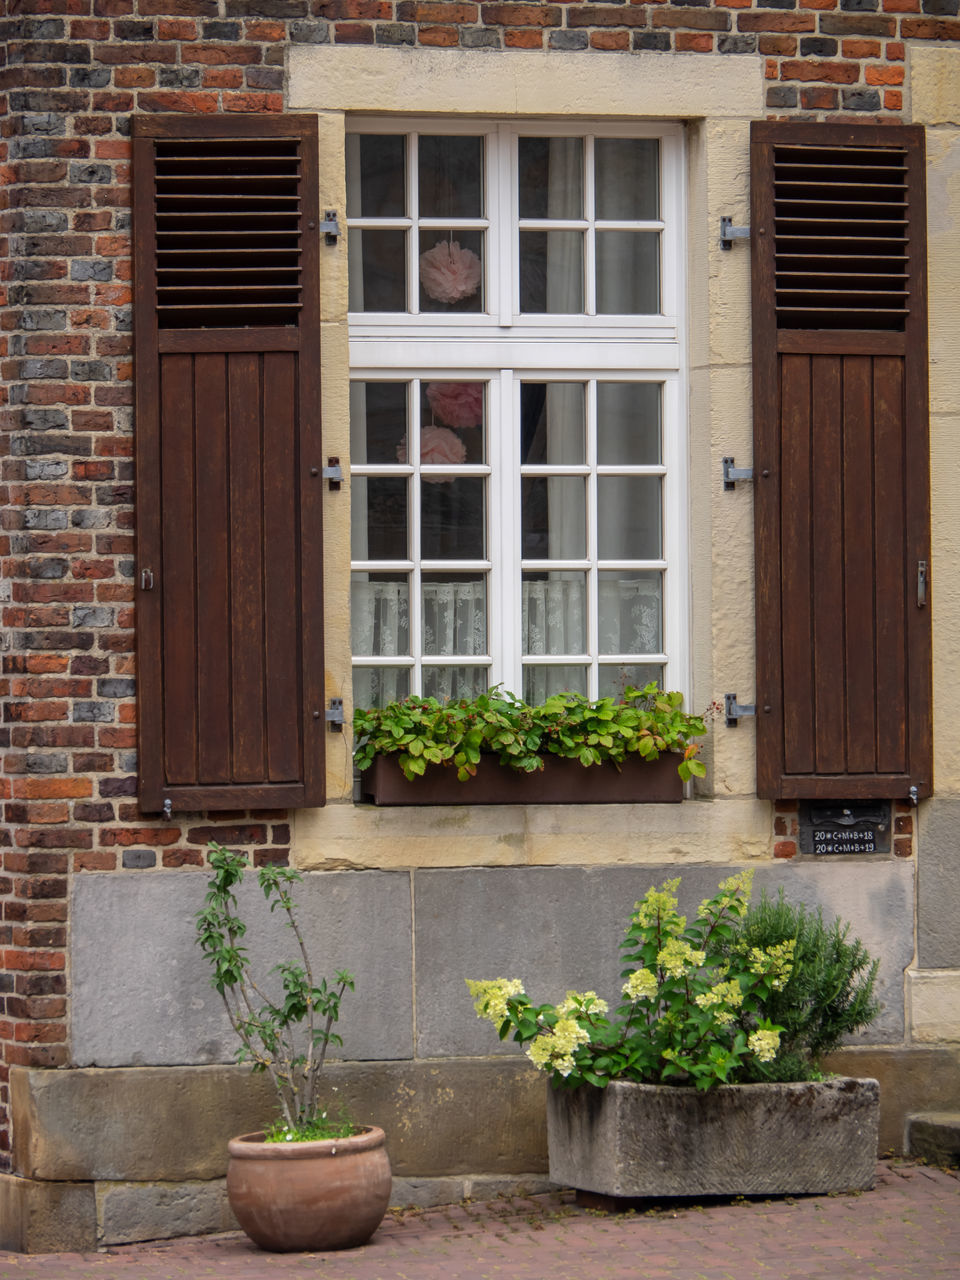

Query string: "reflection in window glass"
[[523, 665, 587, 703], [346, 134, 405, 218], [353, 665, 410, 709], [351, 573, 409, 656], [422, 575, 486, 656], [522, 477, 586, 560], [595, 139, 659, 221], [520, 383, 584, 465], [598, 571, 662, 655], [518, 137, 583, 220], [418, 231, 484, 313], [597, 664, 663, 699], [421, 477, 485, 560], [596, 231, 659, 315], [522, 572, 586, 655], [423, 665, 488, 701], [351, 477, 408, 562], [519, 230, 583, 314], [597, 383, 661, 466], [419, 136, 483, 219], [348, 229, 406, 312], [597, 476, 661, 561], [350, 381, 407, 466]]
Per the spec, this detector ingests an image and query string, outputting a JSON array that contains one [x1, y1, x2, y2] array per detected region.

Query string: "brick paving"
[[2, 1160, 958, 1280]]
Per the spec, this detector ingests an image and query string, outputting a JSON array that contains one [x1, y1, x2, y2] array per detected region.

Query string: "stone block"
[[414, 862, 912, 1057], [917, 798, 960, 967], [97, 1178, 237, 1245], [906, 1112, 960, 1167], [546, 1078, 880, 1197], [70, 869, 413, 1066], [823, 1045, 960, 1153], [11, 1058, 547, 1183], [0, 1172, 96, 1254]]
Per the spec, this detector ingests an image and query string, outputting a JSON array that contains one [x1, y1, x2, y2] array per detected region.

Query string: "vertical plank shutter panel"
[[134, 115, 324, 813], [751, 121, 931, 801]]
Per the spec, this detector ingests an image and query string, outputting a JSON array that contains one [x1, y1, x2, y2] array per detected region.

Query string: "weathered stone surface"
[[70, 870, 414, 1066], [546, 1079, 880, 1197], [414, 862, 912, 1057], [917, 798, 960, 966], [11, 1058, 547, 1183], [97, 1178, 236, 1245], [907, 1112, 960, 1167], [825, 1045, 960, 1152], [389, 1174, 554, 1209], [0, 1173, 96, 1254]]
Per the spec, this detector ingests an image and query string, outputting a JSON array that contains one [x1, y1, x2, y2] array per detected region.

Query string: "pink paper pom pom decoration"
[[419, 240, 482, 305], [396, 425, 467, 481], [425, 381, 484, 430]]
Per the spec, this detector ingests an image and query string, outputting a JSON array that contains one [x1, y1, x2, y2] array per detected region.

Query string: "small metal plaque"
[[798, 801, 891, 856]]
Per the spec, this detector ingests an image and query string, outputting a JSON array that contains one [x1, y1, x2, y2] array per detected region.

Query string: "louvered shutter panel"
[[751, 121, 932, 801], [133, 115, 325, 813]]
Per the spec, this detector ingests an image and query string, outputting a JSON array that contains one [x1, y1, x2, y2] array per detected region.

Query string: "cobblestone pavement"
[[2, 1161, 958, 1280]]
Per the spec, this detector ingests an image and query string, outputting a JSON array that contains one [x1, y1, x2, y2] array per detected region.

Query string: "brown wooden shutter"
[[751, 121, 931, 801], [133, 115, 325, 813]]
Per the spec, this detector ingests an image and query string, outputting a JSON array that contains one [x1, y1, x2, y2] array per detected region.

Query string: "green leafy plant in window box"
[[353, 683, 708, 786]]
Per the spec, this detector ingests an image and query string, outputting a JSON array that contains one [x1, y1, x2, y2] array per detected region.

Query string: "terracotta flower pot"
[[227, 1126, 392, 1252]]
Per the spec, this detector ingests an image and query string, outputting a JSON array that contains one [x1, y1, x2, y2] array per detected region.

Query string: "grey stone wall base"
[[823, 1045, 960, 1154], [906, 1112, 960, 1167], [0, 1173, 96, 1254], [97, 1178, 237, 1246], [389, 1174, 556, 1210], [546, 1079, 880, 1197]]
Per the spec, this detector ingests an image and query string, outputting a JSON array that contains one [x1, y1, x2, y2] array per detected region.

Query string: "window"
[[348, 121, 687, 708]]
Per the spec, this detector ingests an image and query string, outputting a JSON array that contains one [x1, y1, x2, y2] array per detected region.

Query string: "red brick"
[[11, 778, 92, 800], [15, 828, 94, 849], [99, 826, 181, 847], [183, 43, 262, 64], [737, 11, 815, 30], [137, 90, 219, 112], [841, 37, 881, 56], [800, 0, 837, 7], [865, 64, 903, 84], [73, 850, 117, 871], [4, 701, 69, 724], [774, 840, 797, 859], [883, 0, 919, 9], [759, 33, 797, 54], [506, 27, 545, 45], [416, 24, 457, 44], [2, 950, 66, 972], [651, 7, 729, 28], [482, 3, 560, 24], [93, 42, 178, 63], [202, 68, 244, 89], [780, 59, 861, 82], [887, 40, 905, 58], [163, 848, 204, 867], [894, 836, 913, 858], [70, 18, 111, 36], [884, 88, 902, 109], [98, 727, 136, 749], [157, 17, 197, 37], [244, 21, 285, 39], [676, 31, 713, 49]]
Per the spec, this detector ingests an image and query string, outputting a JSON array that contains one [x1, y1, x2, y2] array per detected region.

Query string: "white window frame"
[[348, 117, 689, 704]]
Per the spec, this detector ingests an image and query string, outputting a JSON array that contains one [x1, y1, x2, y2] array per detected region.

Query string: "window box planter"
[[359, 751, 684, 806], [546, 1078, 880, 1199]]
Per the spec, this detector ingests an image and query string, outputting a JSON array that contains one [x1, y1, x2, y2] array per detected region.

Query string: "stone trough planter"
[[546, 1078, 880, 1198]]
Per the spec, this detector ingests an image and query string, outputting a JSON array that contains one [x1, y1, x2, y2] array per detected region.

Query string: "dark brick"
[[922, 0, 959, 12], [70, 360, 113, 380], [122, 849, 158, 869], [841, 0, 879, 9], [68, 163, 113, 184], [74, 802, 116, 822], [224, 0, 309, 14], [718, 33, 757, 51], [201, 19, 242, 36], [289, 20, 330, 40], [819, 13, 894, 33], [375, 21, 416, 42], [800, 36, 838, 54], [97, 678, 135, 697], [157, 66, 202, 87], [114, 19, 155, 37], [72, 702, 115, 723], [245, 65, 283, 88], [99, 776, 137, 797], [68, 68, 112, 88], [461, 26, 500, 46], [841, 86, 882, 109], [20, 41, 92, 64], [756, 0, 797, 7], [549, 28, 589, 48], [633, 31, 671, 49]]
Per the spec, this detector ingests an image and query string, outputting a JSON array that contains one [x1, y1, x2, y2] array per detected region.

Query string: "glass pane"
[[598, 571, 662, 654], [353, 665, 410, 710], [419, 135, 483, 219], [595, 139, 659, 221], [520, 383, 584, 465], [346, 134, 405, 218], [597, 664, 663, 700], [351, 477, 407, 561], [422, 382, 485, 463], [597, 476, 661, 560], [419, 231, 483, 312], [351, 573, 409, 656], [422, 665, 489, 701], [518, 137, 583, 220], [422, 575, 486, 656], [522, 477, 586, 560], [597, 383, 661, 466], [596, 231, 659, 315], [421, 477, 485, 560], [523, 665, 587, 704], [522, 572, 586, 655], [350, 381, 407, 465], [348, 229, 406, 312], [519, 230, 583, 314]]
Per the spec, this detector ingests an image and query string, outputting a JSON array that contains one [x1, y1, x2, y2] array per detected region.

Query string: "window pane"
[[351, 573, 409, 656], [351, 477, 407, 561], [522, 572, 586, 655], [520, 383, 584, 465], [518, 137, 582, 220], [597, 476, 661, 560], [597, 382, 661, 466], [346, 134, 405, 218], [350, 381, 407, 465], [595, 139, 659, 221], [421, 477, 485, 560], [596, 231, 659, 315], [353, 666, 410, 710], [598, 571, 662, 654], [422, 575, 486, 656], [523, 665, 587, 703], [422, 381, 485, 462], [348, 229, 406, 312], [519, 231, 583, 314], [422, 666, 489, 701], [597, 664, 663, 699], [522, 477, 586, 559], [418, 135, 483, 218], [419, 232, 483, 313]]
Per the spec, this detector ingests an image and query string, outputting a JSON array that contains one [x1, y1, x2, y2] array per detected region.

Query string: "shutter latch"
[[140, 568, 154, 590], [326, 697, 345, 732], [917, 560, 927, 607], [323, 210, 341, 244], [720, 217, 750, 250], [322, 458, 343, 490], [724, 694, 756, 727], [722, 456, 754, 490]]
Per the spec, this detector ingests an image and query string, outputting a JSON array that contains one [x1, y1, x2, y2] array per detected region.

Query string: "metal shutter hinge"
[[725, 694, 756, 727], [326, 697, 345, 731], [720, 217, 750, 250], [322, 458, 343, 490], [722, 457, 754, 490], [917, 561, 927, 607], [323, 210, 341, 244]]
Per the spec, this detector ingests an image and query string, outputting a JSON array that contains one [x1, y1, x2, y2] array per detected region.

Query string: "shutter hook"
[[909, 785, 919, 808], [162, 798, 172, 820]]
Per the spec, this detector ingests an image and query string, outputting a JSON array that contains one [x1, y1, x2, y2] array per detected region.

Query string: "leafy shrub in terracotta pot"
[[468, 872, 881, 1198], [196, 842, 391, 1252]]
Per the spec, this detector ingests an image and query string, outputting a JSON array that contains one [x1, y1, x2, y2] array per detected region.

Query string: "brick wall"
[[1, 0, 956, 1167]]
